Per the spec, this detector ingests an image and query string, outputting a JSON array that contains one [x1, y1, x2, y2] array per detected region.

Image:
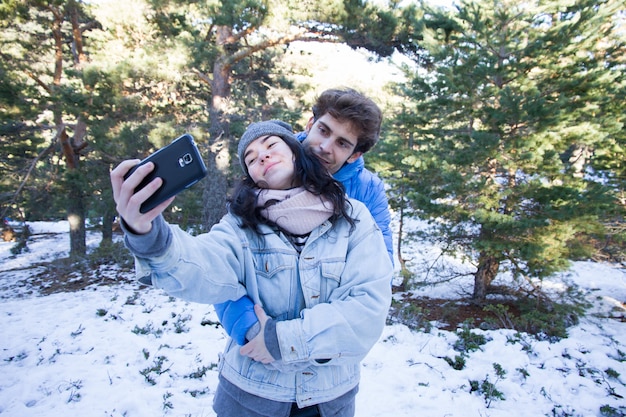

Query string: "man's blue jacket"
[[215, 137, 393, 345]]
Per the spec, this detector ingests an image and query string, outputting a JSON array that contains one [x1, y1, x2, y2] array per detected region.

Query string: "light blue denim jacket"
[[125, 199, 392, 407]]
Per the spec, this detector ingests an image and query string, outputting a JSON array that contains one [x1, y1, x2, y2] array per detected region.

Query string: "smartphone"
[[124, 134, 208, 213]]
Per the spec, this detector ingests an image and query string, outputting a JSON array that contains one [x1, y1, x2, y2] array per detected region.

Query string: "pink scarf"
[[257, 187, 334, 235]]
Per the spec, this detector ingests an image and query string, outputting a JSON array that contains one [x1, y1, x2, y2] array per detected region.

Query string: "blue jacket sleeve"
[[365, 174, 394, 265], [214, 296, 258, 345], [347, 168, 394, 266], [336, 159, 394, 266]]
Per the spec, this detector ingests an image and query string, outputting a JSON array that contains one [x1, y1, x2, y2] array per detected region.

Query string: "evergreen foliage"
[[384, 0, 626, 301], [1, 0, 624, 300]]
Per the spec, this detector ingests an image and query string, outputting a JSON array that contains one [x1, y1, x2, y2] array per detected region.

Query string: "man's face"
[[303, 114, 362, 174]]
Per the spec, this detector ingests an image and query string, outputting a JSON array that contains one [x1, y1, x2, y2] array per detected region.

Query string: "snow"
[[1, 221, 625, 417]]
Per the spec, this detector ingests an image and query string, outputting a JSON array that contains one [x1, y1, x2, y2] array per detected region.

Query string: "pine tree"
[[390, 0, 626, 301], [0, 1, 103, 257], [142, 0, 406, 226], [0, 0, 215, 254]]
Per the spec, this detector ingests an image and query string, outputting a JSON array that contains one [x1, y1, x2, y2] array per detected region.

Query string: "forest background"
[[1, 0, 625, 314]]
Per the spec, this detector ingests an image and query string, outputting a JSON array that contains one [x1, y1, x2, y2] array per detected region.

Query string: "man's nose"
[[318, 138, 331, 152]]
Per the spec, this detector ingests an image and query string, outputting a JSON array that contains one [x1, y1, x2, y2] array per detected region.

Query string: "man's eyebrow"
[[243, 135, 271, 160]]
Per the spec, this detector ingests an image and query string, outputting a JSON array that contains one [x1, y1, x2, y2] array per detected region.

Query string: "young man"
[[216, 88, 393, 347], [298, 88, 392, 259]]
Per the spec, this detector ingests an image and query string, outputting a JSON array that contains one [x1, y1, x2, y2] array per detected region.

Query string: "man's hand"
[[110, 160, 174, 234], [240, 305, 274, 364]]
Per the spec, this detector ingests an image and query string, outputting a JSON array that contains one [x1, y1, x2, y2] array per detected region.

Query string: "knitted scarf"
[[257, 187, 334, 235]]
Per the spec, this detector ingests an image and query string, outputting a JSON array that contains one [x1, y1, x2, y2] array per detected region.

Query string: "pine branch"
[[0, 143, 56, 221]]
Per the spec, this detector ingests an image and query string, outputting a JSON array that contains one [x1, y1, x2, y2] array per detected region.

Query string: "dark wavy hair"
[[228, 136, 355, 234]]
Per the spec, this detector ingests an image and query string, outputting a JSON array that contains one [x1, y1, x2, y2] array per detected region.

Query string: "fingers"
[[240, 341, 253, 357], [253, 304, 268, 325], [110, 160, 164, 234], [240, 339, 274, 364], [110, 159, 140, 201], [148, 196, 176, 217], [240, 305, 274, 364]]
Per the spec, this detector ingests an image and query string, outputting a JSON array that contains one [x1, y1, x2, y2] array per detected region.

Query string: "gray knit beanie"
[[238, 120, 297, 174]]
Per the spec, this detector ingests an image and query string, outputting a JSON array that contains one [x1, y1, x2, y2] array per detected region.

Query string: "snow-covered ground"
[[1, 221, 625, 417]]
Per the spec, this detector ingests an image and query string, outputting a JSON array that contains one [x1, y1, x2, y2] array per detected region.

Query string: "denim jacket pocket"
[[319, 260, 344, 302], [253, 252, 295, 319]]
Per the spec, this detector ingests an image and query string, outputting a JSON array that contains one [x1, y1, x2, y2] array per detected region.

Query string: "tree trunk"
[[472, 252, 500, 303], [396, 185, 410, 291], [101, 218, 113, 244], [51, 4, 89, 258], [101, 207, 114, 244], [203, 26, 234, 229], [68, 184, 86, 257], [67, 0, 86, 66], [54, 117, 88, 258], [202, 137, 230, 229]]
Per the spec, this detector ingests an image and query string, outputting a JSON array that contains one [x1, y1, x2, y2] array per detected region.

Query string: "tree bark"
[[51, 5, 88, 258], [67, 0, 86, 66], [203, 26, 234, 228], [68, 184, 86, 257], [396, 184, 411, 291], [472, 252, 500, 303], [101, 213, 114, 244]]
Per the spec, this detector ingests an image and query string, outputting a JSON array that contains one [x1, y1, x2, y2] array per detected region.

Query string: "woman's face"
[[243, 135, 296, 189]]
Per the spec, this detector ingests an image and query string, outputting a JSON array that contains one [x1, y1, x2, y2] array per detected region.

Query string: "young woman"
[[215, 88, 393, 347], [110, 120, 393, 417]]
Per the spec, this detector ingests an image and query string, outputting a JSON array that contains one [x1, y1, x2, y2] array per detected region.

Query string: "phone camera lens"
[[183, 153, 193, 164]]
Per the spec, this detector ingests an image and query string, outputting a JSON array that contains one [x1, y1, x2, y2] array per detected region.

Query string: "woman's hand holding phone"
[[110, 160, 175, 235], [111, 134, 207, 234]]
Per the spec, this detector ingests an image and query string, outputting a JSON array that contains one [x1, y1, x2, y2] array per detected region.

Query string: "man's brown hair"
[[311, 88, 382, 154]]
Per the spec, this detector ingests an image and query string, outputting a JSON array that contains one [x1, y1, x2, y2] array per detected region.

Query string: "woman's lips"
[[263, 161, 279, 175]]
